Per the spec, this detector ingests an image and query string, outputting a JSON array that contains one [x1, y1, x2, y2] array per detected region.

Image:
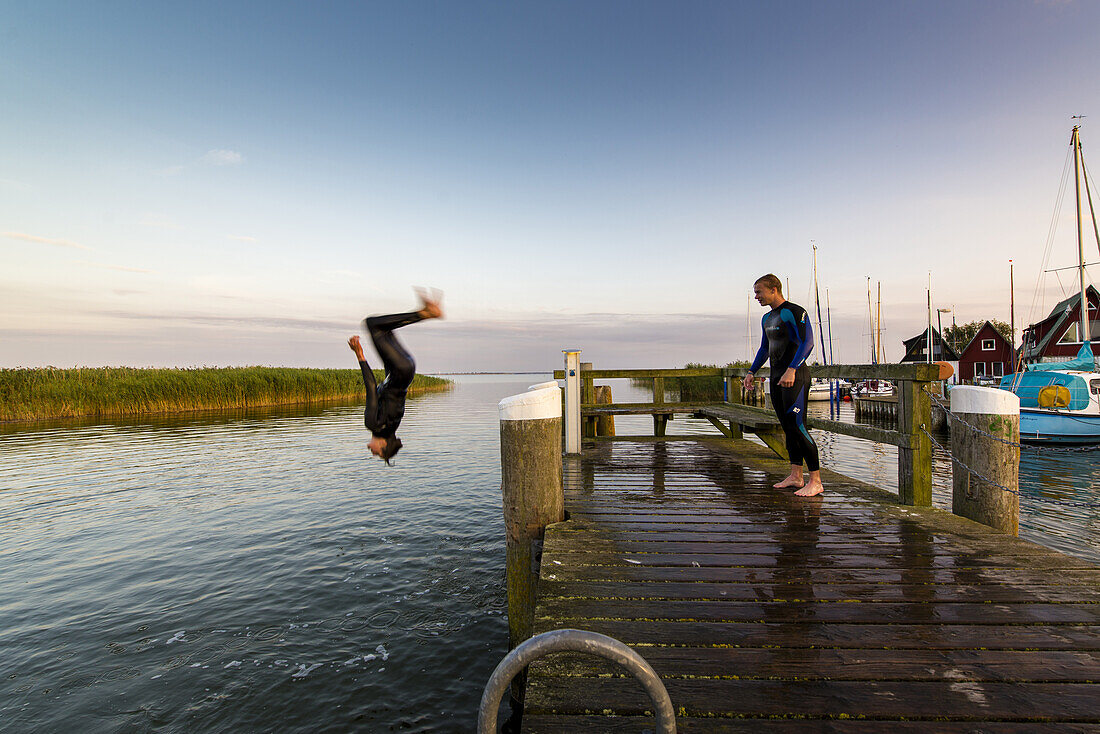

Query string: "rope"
[[925, 388, 1100, 454], [916, 387, 1100, 508], [919, 425, 1098, 509]]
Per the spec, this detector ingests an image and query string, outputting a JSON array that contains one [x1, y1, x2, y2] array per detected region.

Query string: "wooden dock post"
[[563, 350, 581, 454], [498, 381, 564, 707], [652, 376, 667, 437], [897, 377, 934, 506], [581, 362, 595, 438], [593, 385, 615, 436], [949, 386, 1021, 534], [723, 374, 743, 439]]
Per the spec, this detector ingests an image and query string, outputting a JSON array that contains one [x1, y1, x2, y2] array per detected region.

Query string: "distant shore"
[[0, 367, 452, 423]]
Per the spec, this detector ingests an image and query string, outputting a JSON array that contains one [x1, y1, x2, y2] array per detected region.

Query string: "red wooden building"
[[1019, 285, 1100, 365], [958, 321, 1015, 383]]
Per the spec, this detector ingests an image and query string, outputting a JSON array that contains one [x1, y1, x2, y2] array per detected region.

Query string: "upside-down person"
[[347, 289, 443, 464], [742, 274, 824, 497]]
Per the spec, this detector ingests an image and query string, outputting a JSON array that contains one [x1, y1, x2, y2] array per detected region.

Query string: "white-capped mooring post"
[[498, 382, 564, 649], [949, 386, 1021, 535], [562, 349, 582, 454]]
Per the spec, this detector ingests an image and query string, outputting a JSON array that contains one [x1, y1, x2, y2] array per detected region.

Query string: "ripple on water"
[[2, 377, 1097, 731]]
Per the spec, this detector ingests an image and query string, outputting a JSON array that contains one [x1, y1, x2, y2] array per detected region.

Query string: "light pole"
[[937, 308, 952, 360]]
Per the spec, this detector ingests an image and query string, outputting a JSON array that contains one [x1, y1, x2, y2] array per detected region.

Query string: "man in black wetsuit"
[[347, 290, 443, 463], [742, 274, 823, 497]]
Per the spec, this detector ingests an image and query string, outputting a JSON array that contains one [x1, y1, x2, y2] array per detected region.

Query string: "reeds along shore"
[[630, 361, 752, 401], [0, 367, 452, 422]]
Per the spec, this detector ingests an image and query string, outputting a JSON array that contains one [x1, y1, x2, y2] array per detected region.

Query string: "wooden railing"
[[552, 363, 942, 507]]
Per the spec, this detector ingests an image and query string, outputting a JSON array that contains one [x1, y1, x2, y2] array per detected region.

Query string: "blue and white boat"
[[999, 344, 1100, 444], [998, 124, 1100, 444]]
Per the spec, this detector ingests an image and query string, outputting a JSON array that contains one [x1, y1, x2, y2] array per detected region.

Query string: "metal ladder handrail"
[[477, 628, 676, 733]]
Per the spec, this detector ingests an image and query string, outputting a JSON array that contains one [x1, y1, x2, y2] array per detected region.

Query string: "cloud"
[[3, 231, 91, 251], [202, 149, 244, 166], [75, 261, 156, 274], [227, 235, 258, 242]]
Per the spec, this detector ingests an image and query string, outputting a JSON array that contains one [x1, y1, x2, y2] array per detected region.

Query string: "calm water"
[[2, 375, 1098, 732]]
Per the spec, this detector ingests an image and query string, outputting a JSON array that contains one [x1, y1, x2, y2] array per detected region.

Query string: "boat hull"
[[1018, 408, 1100, 444]]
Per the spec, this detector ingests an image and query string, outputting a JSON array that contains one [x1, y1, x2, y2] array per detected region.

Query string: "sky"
[[3, 0, 1099, 372]]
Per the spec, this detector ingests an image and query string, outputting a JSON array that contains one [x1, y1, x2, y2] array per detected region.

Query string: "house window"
[[1058, 320, 1100, 344], [981, 339, 995, 351], [992, 362, 1003, 377], [974, 362, 985, 376]]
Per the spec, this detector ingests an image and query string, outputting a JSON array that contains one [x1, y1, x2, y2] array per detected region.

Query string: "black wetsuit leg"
[[770, 367, 820, 472], [365, 311, 423, 390]]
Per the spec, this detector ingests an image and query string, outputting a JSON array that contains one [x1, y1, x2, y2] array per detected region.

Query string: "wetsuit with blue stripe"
[[749, 301, 820, 471], [359, 311, 424, 440]]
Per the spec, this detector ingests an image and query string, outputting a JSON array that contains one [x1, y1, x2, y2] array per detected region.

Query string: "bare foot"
[[794, 480, 824, 498], [348, 335, 365, 358], [415, 287, 444, 319], [773, 475, 804, 489]]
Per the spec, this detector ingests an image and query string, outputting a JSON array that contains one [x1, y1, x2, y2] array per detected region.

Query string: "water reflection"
[[0, 376, 530, 732]]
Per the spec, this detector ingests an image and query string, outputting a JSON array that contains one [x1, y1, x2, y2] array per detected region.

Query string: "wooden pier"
[[855, 394, 949, 431], [519, 437, 1100, 731]]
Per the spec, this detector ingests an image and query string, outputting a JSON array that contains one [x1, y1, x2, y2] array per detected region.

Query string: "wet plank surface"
[[522, 439, 1100, 731]]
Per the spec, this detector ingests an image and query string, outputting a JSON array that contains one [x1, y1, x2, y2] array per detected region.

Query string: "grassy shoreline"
[[0, 367, 453, 423], [630, 362, 751, 401]]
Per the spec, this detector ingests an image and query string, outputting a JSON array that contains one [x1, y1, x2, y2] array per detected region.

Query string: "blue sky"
[[2, 1, 1099, 371]]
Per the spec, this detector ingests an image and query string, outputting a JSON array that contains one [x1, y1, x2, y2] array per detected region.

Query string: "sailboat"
[[999, 124, 1100, 444]]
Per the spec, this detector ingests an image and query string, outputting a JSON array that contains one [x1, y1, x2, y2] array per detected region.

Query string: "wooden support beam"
[[753, 426, 789, 460], [897, 379, 933, 507], [704, 415, 734, 439], [724, 375, 744, 439]]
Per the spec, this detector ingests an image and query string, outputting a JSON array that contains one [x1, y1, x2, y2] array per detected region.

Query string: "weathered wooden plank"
[[697, 403, 781, 427], [723, 363, 944, 381], [531, 618, 1100, 650], [542, 551, 1095, 571], [553, 368, 725, 379], [699, 403, 909, 446], [527, 438, 1100, 728], [537, 579, 1100, 603], [535, 598, 1100, 624], [526, 647, 1100, 682], [551, 364, 944, 381], [554, 520, 1097, 559], [581, 402, 710, 414], [546, 539, 953, 554], [806, 415, 910, 447], [525, 677, 1100, 720], [523, 716, 1100, 733], [551, 528, 948, 543], [541, 563, 1100, 586]]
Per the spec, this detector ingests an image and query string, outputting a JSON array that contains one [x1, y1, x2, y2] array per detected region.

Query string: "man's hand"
[[779, 367, 796, 388], [348, 335, 365, 360], [742, 373, 755, 391]]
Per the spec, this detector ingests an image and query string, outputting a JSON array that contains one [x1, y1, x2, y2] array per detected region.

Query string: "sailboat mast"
[[746, 294, 751, 362], [1010, 259, 1015, 349], [1074, 125, 1088, 343], [877, 281, 883, 363], [927, 273, 933, 364], [867, 277, 876, 364], [813, 243, 827, 365]]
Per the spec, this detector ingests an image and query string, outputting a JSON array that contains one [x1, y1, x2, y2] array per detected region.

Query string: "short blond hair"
[[754, 273, 782, 294]]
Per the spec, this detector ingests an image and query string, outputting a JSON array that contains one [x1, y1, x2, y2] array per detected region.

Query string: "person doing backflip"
[[742, 274, 823, 497], [348, 289, 443, 463]]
